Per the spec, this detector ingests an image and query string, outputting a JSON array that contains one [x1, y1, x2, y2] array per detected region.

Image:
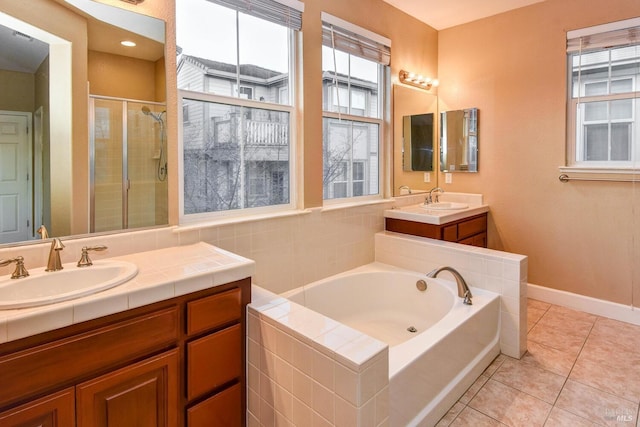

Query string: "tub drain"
[[407, 326, 418, 333]]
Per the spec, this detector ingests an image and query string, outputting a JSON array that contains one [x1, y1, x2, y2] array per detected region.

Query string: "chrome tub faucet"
[[426, 266, 473, 305]]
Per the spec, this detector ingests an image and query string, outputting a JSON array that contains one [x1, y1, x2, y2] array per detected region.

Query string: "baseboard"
[[528, 283, 640, 326]]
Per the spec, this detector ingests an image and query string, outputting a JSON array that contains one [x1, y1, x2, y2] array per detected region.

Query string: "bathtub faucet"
[[426, 266, 473, 305]]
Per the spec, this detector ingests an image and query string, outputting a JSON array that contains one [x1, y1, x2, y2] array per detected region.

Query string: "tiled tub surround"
[[0, 242, 254, 343], [281, 263, 501, 426], [248, 286, 390, 427], [375, 231, 528, 359]]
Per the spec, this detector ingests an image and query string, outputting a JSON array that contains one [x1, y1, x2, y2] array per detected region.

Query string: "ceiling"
[[382, 0, 547, 30]]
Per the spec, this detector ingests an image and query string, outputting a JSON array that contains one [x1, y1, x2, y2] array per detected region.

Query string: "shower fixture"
[[142, 106, 168, 182]]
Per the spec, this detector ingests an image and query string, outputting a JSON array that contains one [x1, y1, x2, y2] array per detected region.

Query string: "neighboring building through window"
[[567, 18, 640, 169], [321, 13, 390, 201], [176, 0, 302, 218]]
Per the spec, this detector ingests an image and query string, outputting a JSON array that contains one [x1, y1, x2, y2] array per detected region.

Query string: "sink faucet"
[[426, 266, 473, 305], [37, 225, 49, 239], [77, 245, 108, 267], [425, 187, 444, 204], [46, 238, 65, 272], [0, 256, 30, 279], [398, 185, 412, 194]]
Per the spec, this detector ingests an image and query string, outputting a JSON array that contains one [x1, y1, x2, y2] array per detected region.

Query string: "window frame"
[[564, 18, 640, 175], [321, 16, 390, 206], [177, 3, 299, 224]]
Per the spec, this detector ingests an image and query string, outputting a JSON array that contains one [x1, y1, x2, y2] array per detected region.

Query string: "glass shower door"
[[90, 97, 167, 233]]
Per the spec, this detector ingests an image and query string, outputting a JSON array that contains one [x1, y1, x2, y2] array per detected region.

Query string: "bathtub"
[[282, 262, 500, 426]]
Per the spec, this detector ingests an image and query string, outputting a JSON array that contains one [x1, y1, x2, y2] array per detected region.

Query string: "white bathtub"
[[282, 262, 500, 426]]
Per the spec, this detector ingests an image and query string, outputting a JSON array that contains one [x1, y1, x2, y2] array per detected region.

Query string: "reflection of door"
[[0, 113, 31, 243]]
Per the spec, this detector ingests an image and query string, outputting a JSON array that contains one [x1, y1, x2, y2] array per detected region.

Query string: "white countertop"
[[384, 203, 489, 225], [0, 242, 255, 344]]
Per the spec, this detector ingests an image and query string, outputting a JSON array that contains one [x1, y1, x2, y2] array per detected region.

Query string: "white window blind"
[[321, 12, 391, 65], [567, 18, 640, 53], [207, 0, 303, 30]]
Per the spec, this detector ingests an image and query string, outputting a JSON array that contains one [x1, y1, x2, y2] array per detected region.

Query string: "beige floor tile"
[[483, 354, 508, 377], [528, 307, 548, 332], [492, 357, 566, 404], [469, 379, 552, 427], [580, 335, 640, 370], [543, 407, 599, 427], [555, 379, 638, 426], [528, 323, 587, 357], [589, 318, 640, 357], [546, 305, 598, 324], [436, 402, 466, 427], [528, 299, 551, 311], [451, 406, 506, 427], [523, 340, 577, 377], [460, 374, 490, 405], [536, 310, 595, 340], [570, 354, 640, 404]]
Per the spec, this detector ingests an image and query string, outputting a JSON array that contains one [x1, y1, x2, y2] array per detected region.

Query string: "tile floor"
[[437, 299, 640, 426]]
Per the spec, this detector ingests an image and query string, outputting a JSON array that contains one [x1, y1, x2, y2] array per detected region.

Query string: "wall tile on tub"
[[335, 395, 358, 427], [292, 367, 313, 407], [313, 381, 335, 423]]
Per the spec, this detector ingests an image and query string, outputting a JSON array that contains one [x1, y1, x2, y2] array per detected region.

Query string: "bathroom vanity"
[[384, 193, 489, 247], [0, 243, 253, 427]]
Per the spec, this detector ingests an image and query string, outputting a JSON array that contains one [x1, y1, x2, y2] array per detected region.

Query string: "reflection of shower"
[[142, 106, 167, 181]]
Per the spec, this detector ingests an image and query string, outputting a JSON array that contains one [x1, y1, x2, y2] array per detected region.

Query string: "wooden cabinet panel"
[[457, 216, 486, 240], [187, 288, 241, 336], [76, 349, 179, 427], [0, 387, 74, 427], [187, 324, 242, 401], [187, 383, 242, 427], [385, 213, 488, 248], [0, 307, 178, 409]]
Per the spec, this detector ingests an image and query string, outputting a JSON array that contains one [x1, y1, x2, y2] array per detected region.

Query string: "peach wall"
[[437, 0, 640, 305], [0, 70, 34, 112]]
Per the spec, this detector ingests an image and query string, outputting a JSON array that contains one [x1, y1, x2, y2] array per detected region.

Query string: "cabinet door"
[[0, 388, 74, 427], [76, 349, 179, 427], [187, 383, 241, 427]]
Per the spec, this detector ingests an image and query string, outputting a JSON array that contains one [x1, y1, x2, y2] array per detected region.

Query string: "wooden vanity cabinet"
[[0, 277, 251, 427], [385, 212, 488, 247]]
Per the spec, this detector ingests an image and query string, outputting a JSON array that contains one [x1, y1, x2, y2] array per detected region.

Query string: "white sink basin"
[[422, 202, 469, 210], [0, 260, 138, 309]]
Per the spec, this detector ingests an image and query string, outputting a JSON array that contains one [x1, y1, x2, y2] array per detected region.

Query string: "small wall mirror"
[[402, 113, 434, 172], [440, 108, 478, 172]]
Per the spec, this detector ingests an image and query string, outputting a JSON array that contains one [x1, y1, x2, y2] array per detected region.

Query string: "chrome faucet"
[[425, 187, 444, 204], [426, 266, 473, 305], [46, 238, 65, 272], [398, 185, 412, 194], [0, 256, 29, 279]]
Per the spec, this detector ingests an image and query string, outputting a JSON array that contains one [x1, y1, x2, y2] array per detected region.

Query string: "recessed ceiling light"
[[121, 40, 137, 47]]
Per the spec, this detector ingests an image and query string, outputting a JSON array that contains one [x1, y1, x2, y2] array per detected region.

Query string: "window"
[[567, 19, 640, 169], [321, 13, 390, 201], [177, 0, 302, 219]]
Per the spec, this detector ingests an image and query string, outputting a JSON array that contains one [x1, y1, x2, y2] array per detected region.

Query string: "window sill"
[[320, 198, 394, 212], [175, 209, 311, 232]]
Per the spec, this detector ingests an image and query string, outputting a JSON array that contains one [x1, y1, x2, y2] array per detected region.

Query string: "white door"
[[0, 113, 30, 244]]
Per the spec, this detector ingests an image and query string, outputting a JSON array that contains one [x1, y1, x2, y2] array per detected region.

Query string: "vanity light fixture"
[[399, 69, 439, 91]]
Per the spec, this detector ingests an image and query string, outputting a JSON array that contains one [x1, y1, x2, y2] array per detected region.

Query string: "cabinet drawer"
[[457, 216, 487, 240], [187, 383, 241, 427], [0, 307, 178, 409], [187, 288, 241, 336], [187, 324, 242, 401], [442, 224, 458, 242]]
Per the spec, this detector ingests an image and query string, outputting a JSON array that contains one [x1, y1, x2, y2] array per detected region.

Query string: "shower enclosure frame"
[[89, 95, 166, 233]]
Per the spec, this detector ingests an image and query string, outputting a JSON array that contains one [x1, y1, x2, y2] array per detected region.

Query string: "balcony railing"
[[245, 120, 288, 146]]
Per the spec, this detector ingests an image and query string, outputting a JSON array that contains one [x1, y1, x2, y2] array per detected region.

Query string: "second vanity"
[[384, 192, 489, 247], [0, 242, 254, 427]]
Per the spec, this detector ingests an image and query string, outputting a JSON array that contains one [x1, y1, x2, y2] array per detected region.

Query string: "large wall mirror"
[[440, 108, 478, 173], [393, 84, 438, 196], [0, 0, 166, 246]]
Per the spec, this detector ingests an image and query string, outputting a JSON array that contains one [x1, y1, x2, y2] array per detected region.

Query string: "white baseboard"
[[527, 283, 640, 326]]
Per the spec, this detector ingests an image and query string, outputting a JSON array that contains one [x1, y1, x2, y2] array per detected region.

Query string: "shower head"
[[142, 106, 165, 123]]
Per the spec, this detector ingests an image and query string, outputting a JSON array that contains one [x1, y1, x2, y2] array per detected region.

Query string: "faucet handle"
[[77, 246, 108, 267], [0, 256, 30, 279]]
